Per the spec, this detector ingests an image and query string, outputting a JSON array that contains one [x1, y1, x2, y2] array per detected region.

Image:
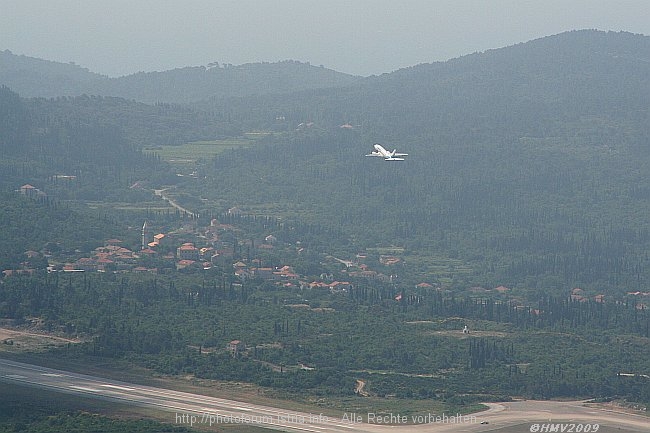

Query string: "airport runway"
[[1, 358, 647, 432]]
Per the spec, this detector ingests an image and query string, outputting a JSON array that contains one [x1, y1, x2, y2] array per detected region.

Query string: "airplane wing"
[[393, 153, 408, 157]]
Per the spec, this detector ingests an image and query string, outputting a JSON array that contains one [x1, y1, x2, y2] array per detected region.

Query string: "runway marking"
[[69, 385, 100, 392], [277, 424, 318, 433], [99, 384, 135, 391]]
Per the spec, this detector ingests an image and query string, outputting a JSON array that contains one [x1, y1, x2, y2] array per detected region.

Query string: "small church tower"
[[141, 221, 150, 250]]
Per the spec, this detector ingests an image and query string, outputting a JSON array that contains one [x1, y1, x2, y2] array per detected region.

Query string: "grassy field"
[[403, 252, 475, 286], [0, 327, 83, 354], [84, 200, 175, 212], [144, 135, 268, 168]]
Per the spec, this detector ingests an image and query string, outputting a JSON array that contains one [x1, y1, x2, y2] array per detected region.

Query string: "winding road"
[[154, 188, 198, 218]]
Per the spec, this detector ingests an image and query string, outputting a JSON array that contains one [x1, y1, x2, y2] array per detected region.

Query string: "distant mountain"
[[0, 51, 106, 98], [200, 30, 650, 142], [0, 50, 361, 103], [355, 29, 650, 143]]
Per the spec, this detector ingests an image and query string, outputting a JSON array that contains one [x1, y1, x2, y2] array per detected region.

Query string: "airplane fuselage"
[[365, 143, 407, 161]]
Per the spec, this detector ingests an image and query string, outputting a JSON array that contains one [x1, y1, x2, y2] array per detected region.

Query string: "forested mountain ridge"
[[25, 95, 241, 146], [191, 30, 650, 292], [0, 50, 105, 98], [0, 50, 360, 103], [200, 30, 650, 141], [359, 29, 650, 143]]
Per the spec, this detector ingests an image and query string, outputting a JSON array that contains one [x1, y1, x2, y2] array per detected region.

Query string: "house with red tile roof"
[[177, 243, 199, 261], [329, 281, 353, 294], [309, 281, 330, 289], [176, 259, 196, 270]]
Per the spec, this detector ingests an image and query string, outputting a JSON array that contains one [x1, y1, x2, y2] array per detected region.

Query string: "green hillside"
[[186, 30, 650, 293], [0, 51, 360, 103]]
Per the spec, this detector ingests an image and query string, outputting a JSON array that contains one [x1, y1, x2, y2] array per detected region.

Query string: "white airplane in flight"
[[365, 143, 408, 161]]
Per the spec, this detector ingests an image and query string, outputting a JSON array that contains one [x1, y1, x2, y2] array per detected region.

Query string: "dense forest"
[[26, 95, 242, 146], [196, 128, 650, 293], [1, 270, 648, 404], [1, 29, 650, 412]]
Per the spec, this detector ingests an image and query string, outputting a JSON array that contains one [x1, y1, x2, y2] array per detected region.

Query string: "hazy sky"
[[2, 0, 650, 77]]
